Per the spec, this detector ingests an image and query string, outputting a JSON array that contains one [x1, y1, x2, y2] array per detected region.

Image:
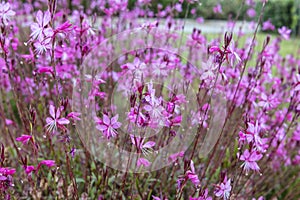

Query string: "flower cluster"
[[0, 0, 299, 199]]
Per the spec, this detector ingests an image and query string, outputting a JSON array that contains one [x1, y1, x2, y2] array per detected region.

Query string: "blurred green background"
[[127, 0, 300, 36]]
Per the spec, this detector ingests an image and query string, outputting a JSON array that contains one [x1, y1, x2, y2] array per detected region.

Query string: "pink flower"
[[0, 2, 15, 25], [168, 151, 184, 162], [278, 26, 291, 40], [46, 105, 70, 133], [37, 66, 53, 74], [165, 115, 182, 127], [34, 40, 51, 54], [240, 149, 263, 175], [247, 8, 256, 18], [130, 135, 155, 155], [37, 160, 56, 171], [213, 3, 222, 14], [0, 167, 16, 176], [137, 157, 151, 167], [292, 125, 300, 141], [226, 41, 241, 66], [214, 176, 231, 200], [196, 17, 204, 24], [96, 114, 122, 139], [186, 160, 200, 186], [174, 3, 182, 12], [24, 166, 35, 174], [5, 119, 13, 126], [152, 196, 168, 200], [67, 112, 81, 121], [190, 189, 212, 200], [16, 135, 32, 144], [200, 58, 218, 81], [152, 196, 161, 200], [0, 167, 15, 190], [209, 46, 221, 53], [242, 121, 268, 152], [262, 20, 275, 31], [258, 93, 279, 110], [30, 10, 53, 41], [54, 21, 72, 34]]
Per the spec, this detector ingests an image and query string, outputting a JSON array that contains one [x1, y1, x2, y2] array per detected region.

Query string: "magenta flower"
[[258, 93, 280, 110], [0, 167, 16, 176], [67, 112, 81, 121], [96, 114, 122, 139], [214, 176, 231, 200], [40, 160, 56, 167], [24, 166, 35, 175], [292, 125, 300, 141], [137, 157, 151, 167], [34, 40, 52, 54], [186, 160, 200, 186], [36, 66, 54, 74], [54, 21, 73, 35], [200, 58, 218, 81], [262, 20, 275, 31], [166, 115, 182, 127], [168, 151, 184, 162], [247, 8, 256, 18], [37, 160, 56, 172], [30, 10, 52, 40], [196, 17, 204, 24], [226, 41, 241, 66], [46, 105, 70, 133], [152, 196, 161, 200], [0, 167, 15, 190], [130, 135, 155, 155], [278, 26, 291, 40], [240, 149, 263, 175], [5, 119, 13, 126], [152, 196, 168, 200], [244, 121, 268, 152], [0, 2, 15, 25], [190, 189, 212, 200], [213, 3, 222, 14], [16, 134, 32, 144]]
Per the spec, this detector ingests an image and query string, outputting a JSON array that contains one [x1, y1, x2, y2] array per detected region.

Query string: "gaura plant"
[[0, 0, 299, 199]]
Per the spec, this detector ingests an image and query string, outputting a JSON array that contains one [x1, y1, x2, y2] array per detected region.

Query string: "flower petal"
[[103, 114, 110, 125], [36, 10, 43, 26], [143, 141, 155, 149], [43, 10, 51, 26], [57, 118, 70, 125], [49, 105, 55, 118]]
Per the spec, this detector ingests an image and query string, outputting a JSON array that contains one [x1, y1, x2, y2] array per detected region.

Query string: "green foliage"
[[258, 0, 298, 32], [127, 0, 248, 19], [196, 0, 247, 20]]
